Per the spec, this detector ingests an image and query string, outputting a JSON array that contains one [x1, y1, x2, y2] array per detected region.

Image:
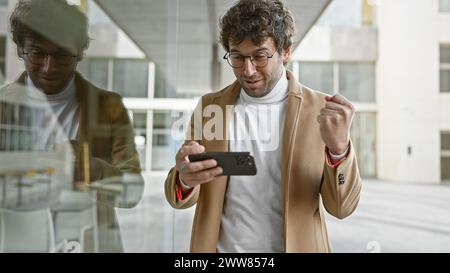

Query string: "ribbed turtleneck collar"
[[239, 68, 288, 105]]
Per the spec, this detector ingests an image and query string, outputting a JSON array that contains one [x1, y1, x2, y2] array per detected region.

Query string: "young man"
[[165, 0, 362, 252], [1, 0, 143, 252]]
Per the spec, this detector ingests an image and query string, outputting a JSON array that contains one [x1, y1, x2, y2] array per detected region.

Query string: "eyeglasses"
[[223, 51, 276, 68], [22, 49, 78, 65]]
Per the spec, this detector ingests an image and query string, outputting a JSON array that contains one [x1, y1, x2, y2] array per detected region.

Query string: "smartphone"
[[188, 152, 257, 176]]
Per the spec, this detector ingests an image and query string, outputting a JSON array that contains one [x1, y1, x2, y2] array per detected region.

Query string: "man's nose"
[[41, 55, 57, 72], [242, 57, 257, 77]]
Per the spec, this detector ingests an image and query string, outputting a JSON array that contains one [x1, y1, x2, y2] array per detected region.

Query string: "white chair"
[[51, 190, 99, 253], [0, 208, 65, 253]]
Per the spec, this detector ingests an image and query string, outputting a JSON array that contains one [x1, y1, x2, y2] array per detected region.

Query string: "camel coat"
[[165, 70, 362, 252]]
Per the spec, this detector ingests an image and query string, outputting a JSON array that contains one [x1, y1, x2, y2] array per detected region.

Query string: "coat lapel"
[[280, 71, 303, 248]]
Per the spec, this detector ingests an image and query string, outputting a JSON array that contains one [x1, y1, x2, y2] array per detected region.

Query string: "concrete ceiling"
[[94, 0, 331, 96]]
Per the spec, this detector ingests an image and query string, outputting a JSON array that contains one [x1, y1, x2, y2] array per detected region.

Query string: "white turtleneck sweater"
[[27, 76, 80, 141], [217, 69, 288, 253]]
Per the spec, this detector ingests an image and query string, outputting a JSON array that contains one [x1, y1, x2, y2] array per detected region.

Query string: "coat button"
[[338, 173, 345, 185]]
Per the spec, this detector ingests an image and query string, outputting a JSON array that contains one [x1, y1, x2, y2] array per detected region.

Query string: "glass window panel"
[[442, 132, 450, 150], [113, 59, 148, 98], [299, 62, 334, 94], [154, 67, 180, 98], [133, 112, 147, 129], [339, 62, 375, 102], [350, 112, 377, 177], [439, 0, 450, 12], [151, 110, 183, 171], [0, 67, 4, 86], [0, 65, 4, 85], [440, 46, 450, 63], [77, 59, 109, 90], [0, 37, 5, 84], [442, 157, 450, 180], [0, 36, 5, 57], [441, 70, 450, 92]]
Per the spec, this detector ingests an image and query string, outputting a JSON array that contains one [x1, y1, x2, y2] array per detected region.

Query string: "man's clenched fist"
[[317, 94, 355, 155]]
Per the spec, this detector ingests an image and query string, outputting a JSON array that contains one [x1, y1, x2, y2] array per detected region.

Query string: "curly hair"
[[219, 0, 295, 53], [9, 0, 90, 55]]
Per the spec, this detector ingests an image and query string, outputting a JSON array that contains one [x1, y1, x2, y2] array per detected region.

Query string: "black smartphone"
[[188, 152, 257, 176]]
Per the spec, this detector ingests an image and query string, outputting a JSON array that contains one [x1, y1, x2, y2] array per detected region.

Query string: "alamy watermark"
[[171, 104, 283, 151]]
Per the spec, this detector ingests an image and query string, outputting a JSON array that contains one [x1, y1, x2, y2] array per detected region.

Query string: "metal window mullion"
[[145, 62, 155, 172], [107, 59, 114, 91], [333, 62, 339, 93]]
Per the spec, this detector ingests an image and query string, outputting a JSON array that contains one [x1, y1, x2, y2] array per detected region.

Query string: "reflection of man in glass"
[[1, 0, 143, 252], [165, 0, 362, 252]]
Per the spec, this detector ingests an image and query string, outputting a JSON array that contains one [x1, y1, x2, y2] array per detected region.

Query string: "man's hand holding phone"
[[176, 141, 223, 189]]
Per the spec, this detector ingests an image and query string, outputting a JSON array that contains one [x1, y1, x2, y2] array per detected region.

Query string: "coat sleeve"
[[164, 167, 200, 209], [320, 140, 362, 219]]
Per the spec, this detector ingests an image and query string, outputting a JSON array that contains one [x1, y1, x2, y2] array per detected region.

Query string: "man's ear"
[[282, 46, 292, 65], [17, 47, 24, 58]]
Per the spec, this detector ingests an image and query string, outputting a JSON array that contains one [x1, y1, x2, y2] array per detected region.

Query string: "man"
[[165, 0, 362, 252], [0, 0, 143, 252]]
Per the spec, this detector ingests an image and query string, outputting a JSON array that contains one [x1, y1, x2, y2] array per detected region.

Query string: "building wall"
[[377, 0, 450, 183]]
